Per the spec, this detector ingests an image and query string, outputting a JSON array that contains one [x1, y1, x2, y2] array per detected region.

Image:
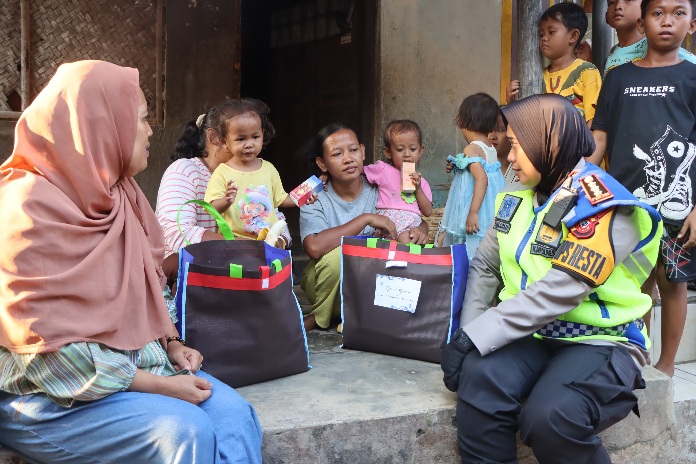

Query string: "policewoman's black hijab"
[[502, 94, 595, 198]]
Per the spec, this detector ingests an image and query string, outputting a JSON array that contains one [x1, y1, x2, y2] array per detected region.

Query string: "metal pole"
[[517, 0, 543, 99], [592, 0, 613, 75]]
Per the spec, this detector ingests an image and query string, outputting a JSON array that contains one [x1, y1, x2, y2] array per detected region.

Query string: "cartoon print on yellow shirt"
[[238, 185, 273, 235]]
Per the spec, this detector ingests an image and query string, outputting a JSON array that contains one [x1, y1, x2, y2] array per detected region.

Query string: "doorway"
[[240, 0, 377, 244]]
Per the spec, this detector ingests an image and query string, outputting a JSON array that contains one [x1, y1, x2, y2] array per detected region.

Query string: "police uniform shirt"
[[459, 182, 649, 368]]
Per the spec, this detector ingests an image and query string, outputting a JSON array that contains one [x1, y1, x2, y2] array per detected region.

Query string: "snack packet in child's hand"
[[402, 162, 416, 193], [290, 175, 324, 206]]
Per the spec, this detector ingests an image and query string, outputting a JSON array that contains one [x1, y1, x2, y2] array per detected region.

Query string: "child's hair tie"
[[195, 114, 206, 128]]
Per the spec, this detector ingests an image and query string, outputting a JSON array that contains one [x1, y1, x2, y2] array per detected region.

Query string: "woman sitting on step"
[[0, 60, 262, 464], [299, 123, 430, 331]]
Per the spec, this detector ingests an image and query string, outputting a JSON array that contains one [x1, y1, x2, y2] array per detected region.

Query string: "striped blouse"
[[0, 341, 179, 408], [156, 157, 218, 258], [0, 290, 181, 408], [155, 156, 291, 255]]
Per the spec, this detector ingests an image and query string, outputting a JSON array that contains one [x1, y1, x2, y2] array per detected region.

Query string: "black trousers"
[[455, 336, 645, 464]]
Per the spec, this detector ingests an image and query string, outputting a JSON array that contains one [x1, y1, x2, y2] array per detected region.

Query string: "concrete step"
[[0, 336, 688, 464], [649, 291, 696, 365], [235, 329, 679, 464]]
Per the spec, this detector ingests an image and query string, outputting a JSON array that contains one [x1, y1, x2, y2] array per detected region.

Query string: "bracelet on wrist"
[[166, 336, 186, 346]]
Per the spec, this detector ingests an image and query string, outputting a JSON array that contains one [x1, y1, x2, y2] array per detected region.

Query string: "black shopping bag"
[[174, 203, 309, 387], [341, 237, 468, 363]]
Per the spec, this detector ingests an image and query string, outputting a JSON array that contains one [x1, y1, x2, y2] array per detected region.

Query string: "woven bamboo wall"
[[1, 0, 160, 114], [0, 0, 21, 111], [424, 207, 444, 245]]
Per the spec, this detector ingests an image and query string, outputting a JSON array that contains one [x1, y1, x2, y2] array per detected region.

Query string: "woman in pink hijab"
[[0, 61, 262, 464]]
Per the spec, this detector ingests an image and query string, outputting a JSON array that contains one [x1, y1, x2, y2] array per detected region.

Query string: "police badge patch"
[[579, 174, 614, 205], [494, 194, 522, 234]]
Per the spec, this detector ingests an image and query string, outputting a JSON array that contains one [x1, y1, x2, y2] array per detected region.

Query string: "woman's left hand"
[[167, 341, 204, 373]]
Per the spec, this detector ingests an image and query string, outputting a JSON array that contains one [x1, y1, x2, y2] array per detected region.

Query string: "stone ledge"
[[237, 330, 676, 463], [0, 339, 678, 464]]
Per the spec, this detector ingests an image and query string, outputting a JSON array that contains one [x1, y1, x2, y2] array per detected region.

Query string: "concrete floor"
[[674, 362, 696, 402]]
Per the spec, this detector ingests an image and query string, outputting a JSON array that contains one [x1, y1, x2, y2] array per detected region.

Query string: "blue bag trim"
[[339, 236, 346, 349], [448, 242, 469, 340], [288, 249, 312, 369], [263, 241, 290, 268], [175, 248, 195, 336]]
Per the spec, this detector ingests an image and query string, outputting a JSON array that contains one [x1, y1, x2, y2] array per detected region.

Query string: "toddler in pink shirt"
[[363, 120, 432, 243]]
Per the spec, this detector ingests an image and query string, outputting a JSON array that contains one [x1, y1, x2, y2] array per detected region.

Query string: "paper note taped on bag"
[[374, 274, 421, 313]]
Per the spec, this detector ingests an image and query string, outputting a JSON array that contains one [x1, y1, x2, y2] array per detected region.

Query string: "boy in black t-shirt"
[[589, 0, 696, 377]]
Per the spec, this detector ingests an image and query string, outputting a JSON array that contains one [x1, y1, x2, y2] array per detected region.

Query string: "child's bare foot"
[[654, 361, 675, 378]]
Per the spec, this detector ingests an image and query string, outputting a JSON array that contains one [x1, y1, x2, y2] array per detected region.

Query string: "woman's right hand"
[[162, 374, 212, 405], [129, 369, 212, 405], [367, 213, 397, 239]]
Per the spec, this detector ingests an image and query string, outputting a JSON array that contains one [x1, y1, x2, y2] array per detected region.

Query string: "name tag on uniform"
[[531, 224, 563, 258], [493, 194, 522, 234]]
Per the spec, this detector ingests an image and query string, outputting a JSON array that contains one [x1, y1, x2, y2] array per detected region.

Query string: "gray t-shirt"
[[300, 177, 378, 243]]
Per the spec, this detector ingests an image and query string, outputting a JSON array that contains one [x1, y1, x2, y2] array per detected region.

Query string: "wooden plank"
[[0, 111, 22, 119], [517, 0, 543, 99], [500, 0, 513, 104], [155, 0, 163, 125], [20, 0, 30, 110]]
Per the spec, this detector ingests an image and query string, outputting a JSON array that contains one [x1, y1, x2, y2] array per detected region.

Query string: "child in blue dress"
[[437, 93, 504, 258]]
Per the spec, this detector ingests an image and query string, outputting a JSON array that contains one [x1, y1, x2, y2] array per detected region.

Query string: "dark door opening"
[[240, 0, 377, 246]]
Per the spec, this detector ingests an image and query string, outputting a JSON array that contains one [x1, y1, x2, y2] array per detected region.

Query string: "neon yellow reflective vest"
[[494, 163, 662, 349]]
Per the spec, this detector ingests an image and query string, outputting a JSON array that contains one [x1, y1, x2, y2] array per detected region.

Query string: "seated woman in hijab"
[[441, 94, 663, 463], [0, 61, 262, 464]]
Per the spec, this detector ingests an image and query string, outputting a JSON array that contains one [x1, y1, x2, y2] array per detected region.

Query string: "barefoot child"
[[438, 93, 504, 258], [363, 119, 433, 243], [589, 0, 696, 377], [204, 98, 312, 248]]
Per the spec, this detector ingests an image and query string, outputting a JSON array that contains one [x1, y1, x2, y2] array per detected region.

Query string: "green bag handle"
[[229, 263, 243, 278], [408, 243, 421, 254], [271, 259, 283, 273], [177, 199, 235, 245], [424, 244, 434, 249], [365, 238, 427, 254]]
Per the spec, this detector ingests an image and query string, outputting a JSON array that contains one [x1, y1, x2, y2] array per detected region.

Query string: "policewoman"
[[441, 94, 662, 464]]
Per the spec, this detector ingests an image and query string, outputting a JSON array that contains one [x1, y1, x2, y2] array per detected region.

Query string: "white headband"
[[195, 113, 205, 128]]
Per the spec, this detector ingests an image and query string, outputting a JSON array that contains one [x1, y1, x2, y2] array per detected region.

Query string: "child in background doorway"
[[507, 2, 601, 127], [363, 119, 433, 243], [488, 111, 514, 184], [437, 93, 504, 258], [604, 0, 696, 75], [588, 0, 696, 376], [204, 98, 313, 248]]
